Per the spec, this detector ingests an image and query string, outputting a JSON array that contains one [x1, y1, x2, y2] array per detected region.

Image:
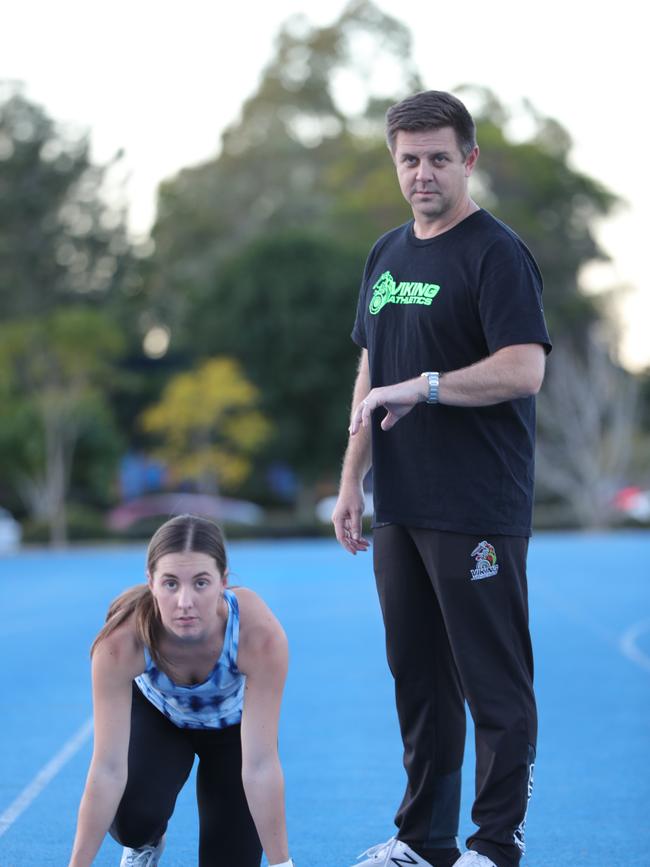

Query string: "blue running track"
[[0, 532, 648, 866]]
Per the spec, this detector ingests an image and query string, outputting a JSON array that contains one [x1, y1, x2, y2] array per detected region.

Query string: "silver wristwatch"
[[420, 371, 440, 404]]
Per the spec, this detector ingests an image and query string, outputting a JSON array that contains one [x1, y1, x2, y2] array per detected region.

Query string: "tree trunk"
[[42, 396, 80, 547]]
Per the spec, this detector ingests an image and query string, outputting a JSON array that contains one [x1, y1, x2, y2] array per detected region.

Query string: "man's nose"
[[416, 161, 433, 182]]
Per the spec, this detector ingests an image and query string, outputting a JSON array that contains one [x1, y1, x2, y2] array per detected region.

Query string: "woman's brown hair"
[[90, 514, 227, 664]]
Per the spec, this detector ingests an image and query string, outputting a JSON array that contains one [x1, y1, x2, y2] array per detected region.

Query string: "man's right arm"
[[332, 349, 372, 555]]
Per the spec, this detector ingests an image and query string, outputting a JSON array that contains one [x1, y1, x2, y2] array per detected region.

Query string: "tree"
[[0, 85, 164, 537], [0, 83, 135, 320], [535, 331, 639, 527], [186, 231, 362, 495], [0, 307, 125, 544], [146, 0, 421, 341], [145, 4, 622, 349], [139, 358, 271, 493], [460, 87, 620, 339]]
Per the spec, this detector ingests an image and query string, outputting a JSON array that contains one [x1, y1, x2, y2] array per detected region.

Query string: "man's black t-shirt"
[[352, 209, 551, 537]]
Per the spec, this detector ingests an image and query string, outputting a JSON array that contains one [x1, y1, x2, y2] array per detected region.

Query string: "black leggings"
[[110, 684, 262, 867]]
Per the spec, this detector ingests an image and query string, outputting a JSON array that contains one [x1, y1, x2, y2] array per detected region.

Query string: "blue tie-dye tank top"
[[135, 589, 244, 729]]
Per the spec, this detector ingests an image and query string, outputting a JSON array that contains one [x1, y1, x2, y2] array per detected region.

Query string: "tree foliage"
[[140, 358, 271, 492], [0, 83, 134, 320], [0, 85, 144, 540], [187, 232, 363, 484], [0, 307, 125, 543], [147, 0, 420, 338], [461, 87, 620, 336]]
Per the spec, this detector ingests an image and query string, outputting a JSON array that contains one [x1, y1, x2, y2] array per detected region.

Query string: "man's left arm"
[[349, 343, 546, 434], [437, 343, 546, 406]]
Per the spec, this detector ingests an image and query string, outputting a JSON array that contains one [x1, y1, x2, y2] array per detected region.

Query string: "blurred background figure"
[[0, 507, 21, 553]]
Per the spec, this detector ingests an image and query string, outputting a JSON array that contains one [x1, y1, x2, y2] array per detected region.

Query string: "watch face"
[[426, 372, 439, 403]]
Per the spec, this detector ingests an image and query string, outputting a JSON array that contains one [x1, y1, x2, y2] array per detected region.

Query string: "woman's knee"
[[109, 804, 166, 848]]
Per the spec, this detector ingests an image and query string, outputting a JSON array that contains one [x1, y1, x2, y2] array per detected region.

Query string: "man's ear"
[[465, 145, 480, 176]]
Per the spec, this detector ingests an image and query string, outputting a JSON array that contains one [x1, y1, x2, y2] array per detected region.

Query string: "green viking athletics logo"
[[369, 270, 440, 315]]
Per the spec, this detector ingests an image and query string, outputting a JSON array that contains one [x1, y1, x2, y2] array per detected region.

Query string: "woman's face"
[[148, 550, 226, 643]]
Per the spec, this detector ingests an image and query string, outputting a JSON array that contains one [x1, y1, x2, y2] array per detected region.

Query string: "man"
[[332, 91, 551, 867]]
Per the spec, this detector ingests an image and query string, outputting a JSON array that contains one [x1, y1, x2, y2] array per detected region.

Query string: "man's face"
[[392, 126, 478, 223]]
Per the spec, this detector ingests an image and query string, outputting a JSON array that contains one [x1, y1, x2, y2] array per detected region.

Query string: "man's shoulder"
[[471, 210, 531, 251], [360, 222, 412, 283], [370, 220, 412, 253], [467, 210, 541, 278]]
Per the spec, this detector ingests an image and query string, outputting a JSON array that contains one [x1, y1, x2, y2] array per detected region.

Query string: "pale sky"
[[3, 0, 648, 369]]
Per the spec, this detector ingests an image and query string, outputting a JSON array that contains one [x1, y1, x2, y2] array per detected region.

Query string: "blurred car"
[[0, 507, 22, 553], [106, 493, 264, 532], [612, 486, 650, 521]]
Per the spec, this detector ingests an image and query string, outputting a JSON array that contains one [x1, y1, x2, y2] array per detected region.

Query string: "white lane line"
[[620, 620, 650, 674], [533, 583, 650, 675], [0, 717, 93, 838]]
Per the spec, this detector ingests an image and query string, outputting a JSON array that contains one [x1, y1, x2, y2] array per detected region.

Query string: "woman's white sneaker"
[[119, 835, 165, 866], [351, 836, 433, 866]]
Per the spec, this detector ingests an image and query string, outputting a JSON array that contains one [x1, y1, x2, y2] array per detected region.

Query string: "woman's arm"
[[69, 626, 142, 867], [237, 590, 290, 866]]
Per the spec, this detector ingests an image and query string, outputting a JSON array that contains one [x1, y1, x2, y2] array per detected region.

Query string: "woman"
[[69, 514, 294, 867]]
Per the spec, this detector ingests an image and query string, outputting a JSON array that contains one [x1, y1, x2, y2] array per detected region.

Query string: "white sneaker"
[[120, 835, 165, 866], [453, 851, 497, 867], [352, 836, 432, 866]]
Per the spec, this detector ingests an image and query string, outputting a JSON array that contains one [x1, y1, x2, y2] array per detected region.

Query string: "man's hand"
[[349, 377, 426, 436], [332, 482, 370, 555]]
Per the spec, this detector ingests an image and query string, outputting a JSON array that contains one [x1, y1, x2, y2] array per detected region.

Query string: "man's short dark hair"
[[386, 90, 477, 159]]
